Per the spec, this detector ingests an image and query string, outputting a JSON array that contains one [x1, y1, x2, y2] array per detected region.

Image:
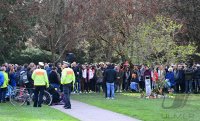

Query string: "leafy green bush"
[[6, 47, 55, 64]]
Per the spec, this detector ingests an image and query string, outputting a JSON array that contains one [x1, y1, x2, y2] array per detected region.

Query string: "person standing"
[[81, 65, 87, 93], [49, 67, 60, 89], [31, 62, 49, 107], [139, 65, 146, 91], [46, 63, 53, 76], [104, 63, 117, 99], [152, 68, 159, 89], [19, 64, 29, 87], [57, 63, 62, 77], [88, 66, 94, 92], [91, 65, 96, 92], [82, 66, 89, 93], [158, 65, 166, 82], [165, 67, 175, 92], [175, 65, 185, 93], [0, 69, 4, 88], [0, 66, 8, 103], [116, 65, 124, 93], [71, 62, 80, 93], [61, 63, 75, 109], [180, 66, 186, 93], [96, 67, 103, 92], [143, 66, 152, 89], [184, 65, 194, 93], [194, 64, 200, 93], [9, 65, 17, 89], [123, 67, 131, 91]]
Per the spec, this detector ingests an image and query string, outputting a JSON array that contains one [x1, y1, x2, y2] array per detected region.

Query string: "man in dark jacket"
[[46, 63, 53, 76], [194, 64, 200, 93], [184, 65, 194, 93], [175, 66, 185, 93], [57, 63, 62, 92], [71, 62, 81, 93], [104, 64, 117, 99], [49, 67, 60, 89]]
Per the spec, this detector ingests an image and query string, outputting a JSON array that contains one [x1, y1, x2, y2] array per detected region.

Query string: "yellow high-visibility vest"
[[32, 69, 49, 87], [61, 68, 75, 85]]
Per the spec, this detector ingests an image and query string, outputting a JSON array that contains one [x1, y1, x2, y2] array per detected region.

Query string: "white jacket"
[[88, 69, 94, 80], [82, 69, 87, 79]]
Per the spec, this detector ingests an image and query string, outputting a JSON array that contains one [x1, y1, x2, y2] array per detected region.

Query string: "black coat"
[[49, 71, 60, 84], [177, 69, 185, 81], [104, 67, 117, 83], [185, 68, 194, 81], [194, 68, 200, 80]]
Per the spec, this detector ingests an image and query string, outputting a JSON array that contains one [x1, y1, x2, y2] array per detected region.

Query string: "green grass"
[[72, 93, 200, 121], [0, 103, 78, 121]]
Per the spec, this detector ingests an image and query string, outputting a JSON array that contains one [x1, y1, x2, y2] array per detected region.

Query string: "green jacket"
[[61, 68, 75, 85], [32, 69, 49, 87], [1, 71, 9, 88]]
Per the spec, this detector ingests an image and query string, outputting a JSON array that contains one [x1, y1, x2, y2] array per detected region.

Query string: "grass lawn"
[[0, 103, 78, 121], [72, 93, 200, 121]]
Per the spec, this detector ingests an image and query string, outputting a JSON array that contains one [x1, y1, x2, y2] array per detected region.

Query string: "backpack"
[[0, 72, 4, 87], [20, 70, 29, 84]]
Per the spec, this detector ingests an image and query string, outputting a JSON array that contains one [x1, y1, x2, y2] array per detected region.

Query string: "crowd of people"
[[1, 61, 200, 106]]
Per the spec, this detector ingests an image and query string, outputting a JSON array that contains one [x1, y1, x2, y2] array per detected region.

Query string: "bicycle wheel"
[[42, 91, 52, 106], [10, 89, 27, 106]]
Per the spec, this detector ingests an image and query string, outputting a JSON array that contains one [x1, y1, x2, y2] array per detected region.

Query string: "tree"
[[0, 0, 38, 63], [160, 0, 200, 50], [129, 15, 196, 64], [1, 0, 199, 64], [31, 0, 88, 63]]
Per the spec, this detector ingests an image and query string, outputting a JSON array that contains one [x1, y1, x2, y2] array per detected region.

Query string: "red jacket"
[[152, 72, 158, 81]]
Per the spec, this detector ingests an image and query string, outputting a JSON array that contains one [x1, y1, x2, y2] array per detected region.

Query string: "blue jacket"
[[0, 72, 4, 86], [9, 72, 16, 87], [165, 72, 175, 86], [46, 67, 52, 76]]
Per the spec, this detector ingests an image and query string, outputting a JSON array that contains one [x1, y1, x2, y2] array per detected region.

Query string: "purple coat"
[[144, 70, 152, 81]]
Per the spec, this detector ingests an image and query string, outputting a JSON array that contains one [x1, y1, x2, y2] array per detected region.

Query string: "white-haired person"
[[165, 67, 175, 93]]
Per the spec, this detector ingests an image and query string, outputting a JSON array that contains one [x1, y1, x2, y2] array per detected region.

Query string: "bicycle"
[[10, 87, 52, 106]]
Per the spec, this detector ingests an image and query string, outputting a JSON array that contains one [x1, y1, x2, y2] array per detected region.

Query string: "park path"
[[52, 100, 140, 121]]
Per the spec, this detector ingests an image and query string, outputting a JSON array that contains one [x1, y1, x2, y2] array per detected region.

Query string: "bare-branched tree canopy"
[[0, 0, 200, 64]]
